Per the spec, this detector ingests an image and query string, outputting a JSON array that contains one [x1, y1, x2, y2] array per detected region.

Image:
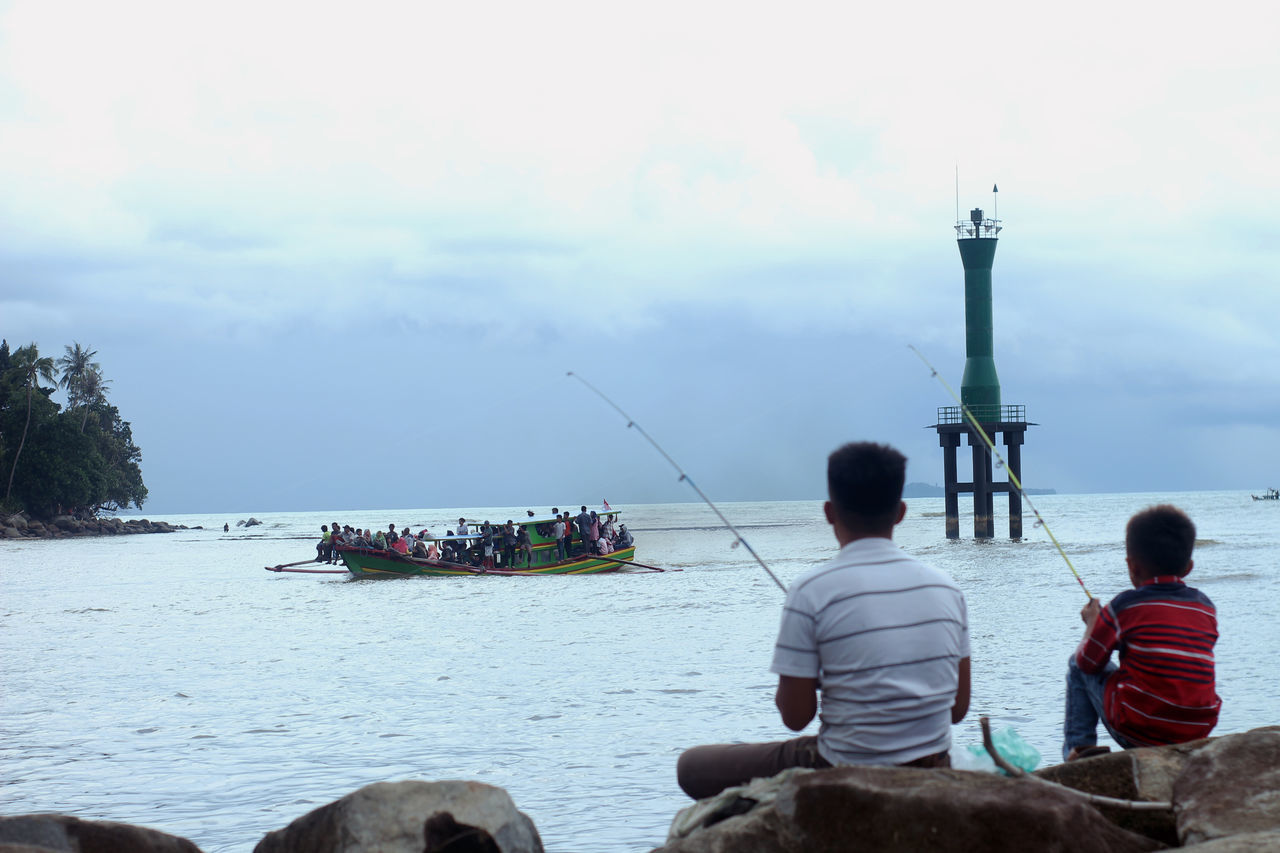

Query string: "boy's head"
[[1125, 504, 1196, 580], [826, 442, 907, 535]]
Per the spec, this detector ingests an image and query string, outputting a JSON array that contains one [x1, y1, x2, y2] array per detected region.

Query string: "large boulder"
[[658, 765, 1163, 852], [0, 814, 201, 853], [1178, 830, 1280, 851], [1174, 727, 1280, 845], [1035, 740, 1206, 845], [253, 780, 543, 853]]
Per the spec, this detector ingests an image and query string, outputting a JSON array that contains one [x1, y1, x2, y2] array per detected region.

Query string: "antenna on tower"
[[993, 183, 998, 222], [955, 165, 960, 223]]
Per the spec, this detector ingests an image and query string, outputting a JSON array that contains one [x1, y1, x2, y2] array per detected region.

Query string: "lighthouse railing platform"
[[935, 404, 1026, 426]]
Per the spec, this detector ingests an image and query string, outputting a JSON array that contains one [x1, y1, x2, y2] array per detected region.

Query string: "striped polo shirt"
[[1075, 576, 1220, 746], [771, 537, 969, 766]]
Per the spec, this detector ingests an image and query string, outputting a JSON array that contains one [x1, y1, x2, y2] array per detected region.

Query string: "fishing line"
[[567, 371, 788, 594], [908, 345, 1092, 600]]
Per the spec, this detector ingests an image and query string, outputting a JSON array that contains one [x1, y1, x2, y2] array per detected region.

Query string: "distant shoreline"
[[0, 511, 189, 540], [904, 482, 1057, 498]]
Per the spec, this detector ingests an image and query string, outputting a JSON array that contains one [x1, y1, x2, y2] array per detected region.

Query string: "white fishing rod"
[[567, 371, 787, 594]]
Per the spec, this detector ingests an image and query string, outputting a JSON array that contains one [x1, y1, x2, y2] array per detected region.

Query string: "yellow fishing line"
[[909, 345, 1092, 600]]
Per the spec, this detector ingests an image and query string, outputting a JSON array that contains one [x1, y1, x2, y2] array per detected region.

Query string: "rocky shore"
[[2, 726, 1277, 852], [0, 512, 188, 539]]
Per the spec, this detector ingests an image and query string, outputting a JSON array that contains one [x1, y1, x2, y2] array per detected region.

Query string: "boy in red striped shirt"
[[1063, 504, 1220, 761]]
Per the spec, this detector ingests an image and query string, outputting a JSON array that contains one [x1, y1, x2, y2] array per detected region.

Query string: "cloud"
[[1, 0, 1277, 511]]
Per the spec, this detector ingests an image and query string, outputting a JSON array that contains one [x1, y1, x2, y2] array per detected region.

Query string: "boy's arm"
[[1081, 597, 1102, 631], [1075, 597, 1117, 673]]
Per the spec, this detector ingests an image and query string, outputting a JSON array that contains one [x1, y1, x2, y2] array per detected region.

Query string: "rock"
[[0, 814, 202, 853], [1, 527, 18, 539], [1174, 727, 1280, 845], [1035, 740, 1206, 845], [51, 516, 76, 530], [253, 780, 543, 853], [1178, 829, 1280, 850], [658, 765, 1163, 853], [244, 518, 262, 528]]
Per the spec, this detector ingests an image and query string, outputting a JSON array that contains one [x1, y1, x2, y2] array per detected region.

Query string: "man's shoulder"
[[790, 539, 957, 597]]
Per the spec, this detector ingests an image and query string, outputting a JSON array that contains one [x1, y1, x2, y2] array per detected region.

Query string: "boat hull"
[[336, 546, 638, 578]]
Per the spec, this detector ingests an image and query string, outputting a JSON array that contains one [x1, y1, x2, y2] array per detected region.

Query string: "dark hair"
[[1126, 505, 1195, 577], [827, 442, 906, 529]]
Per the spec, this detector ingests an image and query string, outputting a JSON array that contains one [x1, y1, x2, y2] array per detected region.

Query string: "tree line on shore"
[[0, 339, 147, 519]]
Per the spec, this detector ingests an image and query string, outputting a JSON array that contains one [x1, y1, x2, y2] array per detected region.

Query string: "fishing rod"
[[908, 345, 1092, 600], [567, 371, 787, 593]]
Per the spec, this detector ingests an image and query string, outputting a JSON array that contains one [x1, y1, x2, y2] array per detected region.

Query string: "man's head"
[[825, 442, 908, 539], [1126, 504, 1195, 581]]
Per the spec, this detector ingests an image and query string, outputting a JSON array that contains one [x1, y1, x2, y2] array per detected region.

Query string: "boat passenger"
[[391, 533, 410, 555], [575, 506, 592, 555], [616, 525, 634, 549], [317, 525, 330, 563], [517, 526, 533, 566], [595, 535, 612, 555], [412, 536, 429, 557], [373, 530, 387, 550], [481, 522, 495, 569], [552, 516, 567, 561], [328, 521, 346, 563], [502, 521, 518, 568]]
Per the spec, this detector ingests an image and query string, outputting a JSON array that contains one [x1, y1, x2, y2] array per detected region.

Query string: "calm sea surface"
[[2, 493, 1277, 851]]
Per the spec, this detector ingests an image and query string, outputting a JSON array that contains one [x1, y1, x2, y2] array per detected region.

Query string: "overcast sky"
[[2, 1, 1277, 514]]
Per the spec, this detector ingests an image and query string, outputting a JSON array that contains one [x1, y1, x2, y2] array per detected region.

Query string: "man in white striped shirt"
[[677, 442, 971, 800]]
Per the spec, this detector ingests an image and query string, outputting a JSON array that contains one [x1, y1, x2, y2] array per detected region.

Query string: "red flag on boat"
[[602, 499, 611, 510]]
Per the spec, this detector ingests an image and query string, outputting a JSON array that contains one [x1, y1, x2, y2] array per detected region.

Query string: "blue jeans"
[[1063, 656, 1136, 761]]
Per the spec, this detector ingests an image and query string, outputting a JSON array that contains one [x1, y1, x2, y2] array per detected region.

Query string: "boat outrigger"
[[1253, 488, 1279, 502], [334, 511, 638, 578]]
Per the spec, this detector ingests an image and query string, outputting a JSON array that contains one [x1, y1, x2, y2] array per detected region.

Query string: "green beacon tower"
[[932, 192, 1030, 540], [957, 207, 1001, 421]]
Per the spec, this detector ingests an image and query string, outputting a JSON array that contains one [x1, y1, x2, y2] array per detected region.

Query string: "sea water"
[[1, 493, 1277, 852]]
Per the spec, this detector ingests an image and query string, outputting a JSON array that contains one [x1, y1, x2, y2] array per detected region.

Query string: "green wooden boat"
[[335, 511, 637, 578]]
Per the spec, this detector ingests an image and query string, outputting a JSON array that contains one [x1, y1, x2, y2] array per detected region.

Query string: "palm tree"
[[56, 342, 100, 409], [75, 366, 112, 432], [5, 343, 57, 503]]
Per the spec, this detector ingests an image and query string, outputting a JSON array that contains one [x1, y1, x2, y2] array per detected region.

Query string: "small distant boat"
[[335, 511, 637, 578], [1252, 488, 1279, 502]]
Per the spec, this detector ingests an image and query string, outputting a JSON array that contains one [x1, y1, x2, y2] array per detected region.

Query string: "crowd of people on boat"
[[314, 506, 634, 570]]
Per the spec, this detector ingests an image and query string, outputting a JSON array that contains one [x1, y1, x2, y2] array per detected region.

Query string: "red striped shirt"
[[1075, 576, 1220, 746]]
